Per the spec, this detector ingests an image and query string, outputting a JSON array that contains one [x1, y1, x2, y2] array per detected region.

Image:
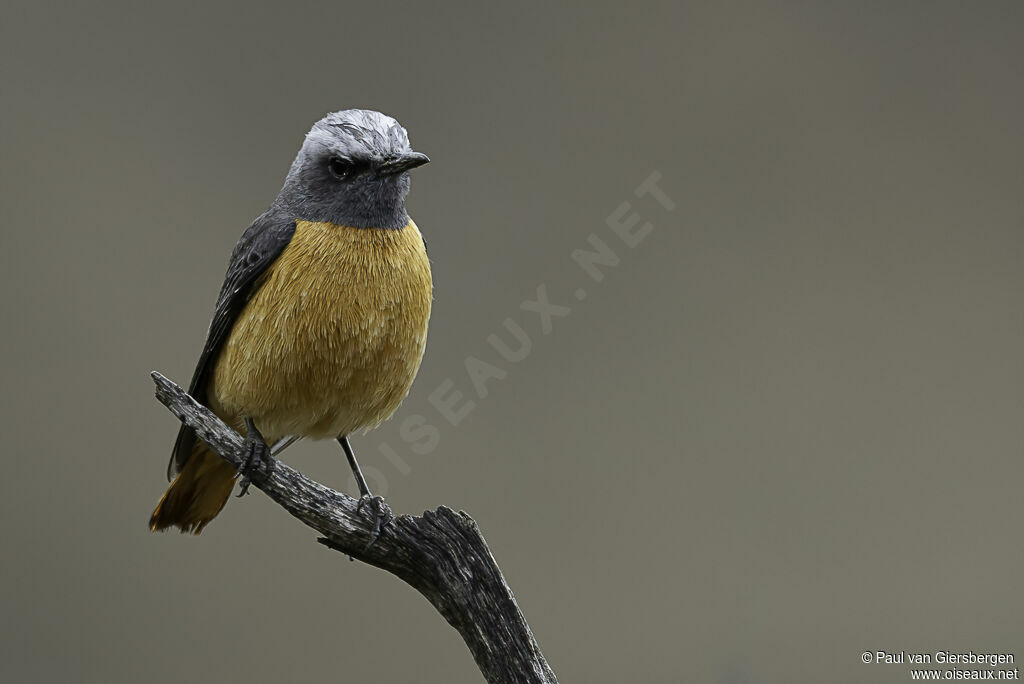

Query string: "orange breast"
[[209, 219, 432, 443]]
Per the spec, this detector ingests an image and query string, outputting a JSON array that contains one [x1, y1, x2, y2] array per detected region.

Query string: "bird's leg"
[[237, 417, 273, 497], [337, 435, 392, 550]]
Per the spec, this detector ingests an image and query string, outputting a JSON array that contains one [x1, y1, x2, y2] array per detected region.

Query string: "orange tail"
[[150, 442, 238, 534]]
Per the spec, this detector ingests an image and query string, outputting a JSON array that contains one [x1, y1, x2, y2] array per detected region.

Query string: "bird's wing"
[[167, 208, 297, 480]]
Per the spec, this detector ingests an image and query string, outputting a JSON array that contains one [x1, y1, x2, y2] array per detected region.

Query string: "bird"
[[150, 109, 432, 543]]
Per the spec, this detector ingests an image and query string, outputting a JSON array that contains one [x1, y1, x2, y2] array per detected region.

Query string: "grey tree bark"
[[151, 371, 558, 684]]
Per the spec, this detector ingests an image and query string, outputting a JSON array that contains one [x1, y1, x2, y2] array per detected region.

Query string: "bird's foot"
[[237, 418, 274, 497], [355, 495, 393, 550]]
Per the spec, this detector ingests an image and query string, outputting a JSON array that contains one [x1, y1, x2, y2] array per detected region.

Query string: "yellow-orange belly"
[[209, 219, 432, 443]]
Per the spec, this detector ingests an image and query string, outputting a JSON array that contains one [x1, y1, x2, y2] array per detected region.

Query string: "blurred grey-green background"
[[2, 2, 1022, 683]]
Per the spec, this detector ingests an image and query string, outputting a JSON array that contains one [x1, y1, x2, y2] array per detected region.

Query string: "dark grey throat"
[[275, 172, 411, 230]]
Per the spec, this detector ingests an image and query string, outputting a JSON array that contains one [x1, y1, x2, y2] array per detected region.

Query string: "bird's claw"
[[237, 420, 273, 497], [356, 495, 392, 550]]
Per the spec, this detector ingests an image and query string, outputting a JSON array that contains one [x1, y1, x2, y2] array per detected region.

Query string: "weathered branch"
[[151, 371, 557, 684]]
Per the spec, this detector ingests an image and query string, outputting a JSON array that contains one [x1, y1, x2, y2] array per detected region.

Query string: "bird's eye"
[[328, 157, 353, 179]]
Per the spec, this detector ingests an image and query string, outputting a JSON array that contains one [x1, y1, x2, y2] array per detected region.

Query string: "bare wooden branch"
[[151, 371, 557, 684]]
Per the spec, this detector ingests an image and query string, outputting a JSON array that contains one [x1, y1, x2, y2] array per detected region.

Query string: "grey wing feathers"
[[166, 209, 297, 480]]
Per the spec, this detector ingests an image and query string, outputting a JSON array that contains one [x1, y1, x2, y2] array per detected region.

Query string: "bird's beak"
[[380, 152, 431, 176]]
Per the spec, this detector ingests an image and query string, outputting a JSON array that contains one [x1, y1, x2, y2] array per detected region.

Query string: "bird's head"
[[277, 109, 429, 229]]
